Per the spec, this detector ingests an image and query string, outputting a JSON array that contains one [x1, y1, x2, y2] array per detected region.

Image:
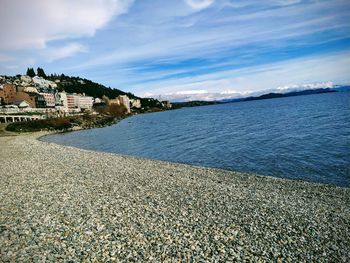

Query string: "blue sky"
[[0, 0, 349, 101]]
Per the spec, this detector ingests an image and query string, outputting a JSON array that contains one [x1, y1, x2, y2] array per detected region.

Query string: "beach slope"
[[0, 134, 349, 262]]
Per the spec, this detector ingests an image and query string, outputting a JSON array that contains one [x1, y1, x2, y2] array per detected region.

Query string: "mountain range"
[[172, 85, 350, 107]]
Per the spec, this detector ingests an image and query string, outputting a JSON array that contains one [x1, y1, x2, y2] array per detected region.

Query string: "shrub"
[[6, 117, 73, 132], [107, 104, 127, 118], [94, 103, 127, 118]]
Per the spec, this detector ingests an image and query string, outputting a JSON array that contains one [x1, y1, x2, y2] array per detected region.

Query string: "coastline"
[[1, 133, 349, 261]]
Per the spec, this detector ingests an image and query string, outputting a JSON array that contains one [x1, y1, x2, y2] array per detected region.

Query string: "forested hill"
[[47, 74, 138, 99], [22, 67, 163, 109]]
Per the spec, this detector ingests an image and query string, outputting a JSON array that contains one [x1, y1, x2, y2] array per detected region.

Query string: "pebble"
[[0, 133, 349, 262]]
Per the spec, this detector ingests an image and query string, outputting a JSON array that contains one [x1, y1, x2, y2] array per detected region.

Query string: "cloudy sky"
[[0, 0, 349, 101]]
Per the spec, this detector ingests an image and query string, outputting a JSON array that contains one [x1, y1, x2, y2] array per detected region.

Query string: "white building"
[[23, 87, 39, 93], [118, 95, 130, 113], [94, 97, 102, 104], [20, 75, 32, 83], [32, 76, 57, 88], [77, 96, 93, 110], [130, 99, 141, 109], [58, 92, 68, 111], [13, 100, 30, 108], [20, 75, 32, 87], [66, 94, 79, 109], [65, 93, 93, 111]]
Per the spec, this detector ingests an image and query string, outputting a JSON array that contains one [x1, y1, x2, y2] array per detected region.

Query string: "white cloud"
[[143, 92, 155, 98], [0, 0, 134, 50], [184, 0, 215, 10], [71, 0, 349, 71], [159, 81, 340, 102], [175, 89, 208, 95], [220, 89, 241, 95], [276, 81, 334, 91], [4, 65, 20, 70], [272, 0, 302, 6], [133, 51, 350, 101], [46, 43, 87, 62], [160, 89, 243, 102]]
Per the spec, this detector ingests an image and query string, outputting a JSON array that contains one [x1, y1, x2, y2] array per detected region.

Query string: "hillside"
[[47, 74, 137, 99], [46, 74, 163, 109], [220, 88, 340, 104]]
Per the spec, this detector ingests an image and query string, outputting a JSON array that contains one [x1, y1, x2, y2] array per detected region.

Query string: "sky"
[[0, 0, 349, 101]]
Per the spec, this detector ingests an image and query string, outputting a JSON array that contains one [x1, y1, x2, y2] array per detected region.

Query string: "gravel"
[[0, 133, 349, 262]]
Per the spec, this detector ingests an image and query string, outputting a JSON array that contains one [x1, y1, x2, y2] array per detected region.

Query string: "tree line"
[[26, 67, 46, 78]]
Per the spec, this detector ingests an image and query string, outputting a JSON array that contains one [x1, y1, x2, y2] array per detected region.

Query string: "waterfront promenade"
[[0, 115, 43, 123], [0, 134, 349, 262]]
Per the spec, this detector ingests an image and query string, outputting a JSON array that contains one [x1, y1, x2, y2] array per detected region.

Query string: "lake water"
[[43, 92, 350, 187]]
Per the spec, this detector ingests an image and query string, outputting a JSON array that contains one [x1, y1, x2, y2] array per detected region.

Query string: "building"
[[10, 92, 36, 108], [66, 94, 79, 109], [32, 76, 57, 88], [20, 75, 32, 87], [55, 92, 68, 113], [54, 92, 61, 106], [77, 96, 93, 110], [13, 100, 30, 108], [5, 91, 46, 108], [58, 92, 68, 110], [130, 98, 141, 109], [0, 84, 17, 104], [20, 75, 32, 83], [162, 100, 172, 109], [34, 93, 46, 108], [40, 93, 55, 107], [118, 95, 130, 113], [23, 87, 39, 93], [94, 97, 102, 104], [109, 98, 120, 105], [65, 93, 93, 110]]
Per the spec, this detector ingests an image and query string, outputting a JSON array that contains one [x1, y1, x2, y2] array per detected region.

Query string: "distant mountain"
[[220, 87, 342, 104], [334, 85, 350, 92], [171, 100, 218, 108]]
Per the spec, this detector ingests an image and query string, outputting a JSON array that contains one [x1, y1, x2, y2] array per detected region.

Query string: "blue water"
[[43, 92, 350, 187]]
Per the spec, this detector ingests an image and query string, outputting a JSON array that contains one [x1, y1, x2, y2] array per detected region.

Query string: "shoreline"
[[40, 130, 347, 189], [1, 133, 349, 261]]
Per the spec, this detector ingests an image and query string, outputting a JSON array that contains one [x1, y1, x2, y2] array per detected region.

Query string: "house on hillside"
[[32, 76, 57, 89], [40, 92, 56, 108], [13, 100, 30, 108], [162, 100, 172, 109], [23, 87, 39, 93], [94, 98, 102, 104], [0, 84, 17, 104], [130, 98, 141, 109], [118, 95, 131, 113]]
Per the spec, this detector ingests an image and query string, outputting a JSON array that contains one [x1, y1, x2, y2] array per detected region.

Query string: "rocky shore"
[[0, 134, 349, 262]]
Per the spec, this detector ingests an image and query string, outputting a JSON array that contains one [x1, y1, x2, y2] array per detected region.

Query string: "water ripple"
[[43, 92, 350, 187]]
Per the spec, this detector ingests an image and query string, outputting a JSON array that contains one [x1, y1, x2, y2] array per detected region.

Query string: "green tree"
[[37, 67, 47, 78], [26, 67, 36, 77]]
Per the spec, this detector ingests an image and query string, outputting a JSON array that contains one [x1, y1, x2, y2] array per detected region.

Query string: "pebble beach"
[[0, 133, 349, 262]]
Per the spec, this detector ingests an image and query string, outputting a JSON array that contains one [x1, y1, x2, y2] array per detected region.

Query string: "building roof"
[[12, 100, 30, 108]]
